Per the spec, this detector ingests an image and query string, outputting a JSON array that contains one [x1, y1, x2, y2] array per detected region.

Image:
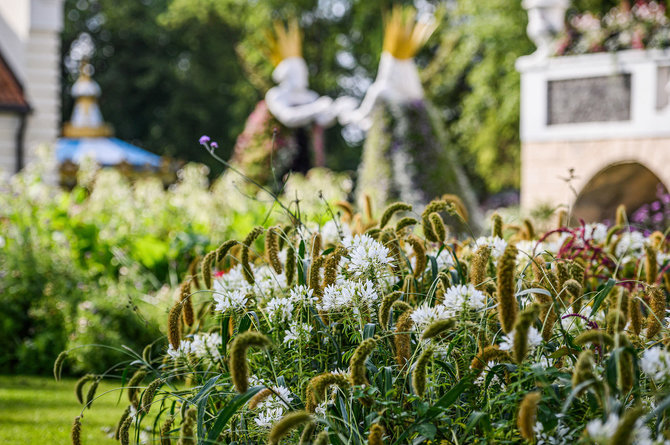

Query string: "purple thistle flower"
[[199, 135, 211, 145], [211, 141, 218, 149]]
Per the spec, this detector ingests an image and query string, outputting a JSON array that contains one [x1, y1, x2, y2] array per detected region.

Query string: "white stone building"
[[0, 0, 63, 174]]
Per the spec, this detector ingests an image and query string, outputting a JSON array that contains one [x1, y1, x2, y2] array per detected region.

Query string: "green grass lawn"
[[0, 375, 131, 444]]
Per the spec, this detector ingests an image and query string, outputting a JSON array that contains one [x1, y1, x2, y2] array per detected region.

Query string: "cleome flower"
[[474, 236, 507, 262], [411, 303, 452, 332], [640, 347, 670, 384], [318, 279, 379, 314], [342, 234, 394, 280], [167, 332, 222, 361], [442, 284, 488, 315]]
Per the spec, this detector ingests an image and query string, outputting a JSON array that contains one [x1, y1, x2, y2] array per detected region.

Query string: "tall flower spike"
[[229, 331, 271, 393], [395, 216, 418, 235], [470, 245, 491, 290], [574, 330, 614, 348], [522, 219, 535, 240], [265, 227, 283, 274], [512, 304, 539, 364], [268, 411, 312, 445], [442, 193, 469, 222], [71, 416, 82, 445], [606, 309, 626, 335], [168, 302, 183, 350], [491, 213, 503, 238], [421, 199, 448, 242], [54, 351, 67, 381], [395, 310, 414, 369], [160, 415, 174, 445], [119, 415, 133, 445], [380, 202, 412, 229], [323, 247, 345, 289], [85, 378, 100, 409], [517, 392, 541, 442], [645, 244, 658, 284], [248, 388, 274, 410], [421, 319, 455, 341], [305, 372, 350, 412], [114, 406, 131, 441], [629, 291, 643, 336], [429, 212, 446, 244], [646, 284, 665, 338], [572, 350, 595, 392], [311, 233, 322, 259], [350, 338, 377, 386], [379, 291, 402, 330], [179, 406, 197, 445], [412, 347, 434, 397], [215, 239, 238, 264], [611, 407, 646, 445], [201, 251, 216, 290], [285, 245, 296, 286], [75, 374, 94, 405], [179, 278, 194, 327], [242, 227, 263, 285], [140, 378, 163, 414], [407, 235, 426, 280], [497, 244, 519, 333], [309, 256, 325, 298], [368, 423, 385, 445], [615, 204, 627, 226]]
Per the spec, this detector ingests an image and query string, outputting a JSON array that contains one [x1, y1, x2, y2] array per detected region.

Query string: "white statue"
[[523, 0, 570, 59]]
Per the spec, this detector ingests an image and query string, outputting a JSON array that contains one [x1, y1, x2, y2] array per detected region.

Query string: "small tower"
[[62, 62, 112, 138]]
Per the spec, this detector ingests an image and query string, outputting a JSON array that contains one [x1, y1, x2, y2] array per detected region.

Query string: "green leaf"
[[425, 375, 472, 419], [204, 385, 264, 443], [589, 279, 616, 318], [363, 323, 376, 340]]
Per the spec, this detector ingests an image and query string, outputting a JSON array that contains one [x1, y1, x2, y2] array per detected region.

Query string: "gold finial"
[[382, 6, 437, 60], [266, 18, 302, 66], [62, 59, 113, 138]]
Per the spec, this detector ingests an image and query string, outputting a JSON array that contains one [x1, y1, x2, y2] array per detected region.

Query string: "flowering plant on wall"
[[556, 1, 670, 55]]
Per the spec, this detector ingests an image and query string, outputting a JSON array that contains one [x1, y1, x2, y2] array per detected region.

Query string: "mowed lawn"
[[0, 375, 129, 444]]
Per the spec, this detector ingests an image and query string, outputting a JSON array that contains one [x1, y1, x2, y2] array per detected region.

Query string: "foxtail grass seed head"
[[522, 219, 535, 240], [314, 431, 330, 445], [570, 262, 585, 285], [309, 255, 325, 297], [168, 302, 183, 350], [178, 406, 197, 445], [216, 239, 238, 263], [564, 278, 583, 312], [115, 406, 131, 440], [470, 346, 511, 373], [71, 415, 82, 445], [556, 208, 567, 228], [421, 199, 448, 242], [555, 262, 569, 289], [615, 204, 627, 226], [268, 411, 312, 445], [188, 256, 200, 290], [350, 338, 377, 386], [380, 202, 412, 229], [616, 333, 634, 394], [75, 374, 94, 405], [54, 351, 67, 381], [85, 378, 99, 409], [407, 235, 427, 279], [368, 423, 385, 445], [513, 304, 539, 364], [160, 415, 175, 445], [395, 217, 418, 235], [606, 310, 626, 335], [311, 233, 322, 258], [497, 243, 519, 333], [306, 372, 351, 412], [393, 300, 413, 314], [629, 292, 643, 336], [299, 422, 316, 445], [517, 391, 541, 442], [442, 193, 469, 222], [645, 244, 658, 284], [395, 310, 414, 369], [574, 330, 614, 348], [249, 388, 274, 410], [611, 407, 646, 445], [491, 213, 503, 238], [127, 369, 147, 407], [141, 378, 163, 414], [379, 291, 402, 330], [335, 200, 354, 221], [572, 349, 596, 390], [285, 245, 296, 286], [412, 347, 434, 397], [241, 226, 263, 285], [201, 250, 216, 289], [470, 245, 491, 290], [179, 279, 194, 327], [366, 227, 382, 239], [119, 415, 133, 445], [265, 227, 283, 274], [230, 331, 271, 393], [646, 284, 665, 339], [429, 212, 446, 243], [421, 319, 456, 341], [323, 248, 345, 289]]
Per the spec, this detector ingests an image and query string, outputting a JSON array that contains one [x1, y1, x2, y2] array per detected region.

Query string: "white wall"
[[0, 113, 20, 174]]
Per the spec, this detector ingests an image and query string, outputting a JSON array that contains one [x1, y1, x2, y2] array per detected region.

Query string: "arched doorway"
[[572, 162, 668, 224]]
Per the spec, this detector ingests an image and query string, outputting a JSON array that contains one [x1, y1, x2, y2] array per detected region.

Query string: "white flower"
[[254, 265, 287, 297], [499, 327, 542, 353], [320, 219, 352, 246], [318, 279, 379, 314], [442, 284, 488, 315], [586, 414, 619, 443], [254, 407, 284, 428], [213, 288, 249, 313], [435, 249, 456, 272], [288, 285, 317, 305], [167, 342, 190, 359], [410, 303, 452, 331], [283, 321, 312, 345], [189, 333, 222, 360], [641, 347, 670, 383], [583, 223, 608, 243], [615, 231, 646, 258], [474, 236, 507, 261], [342, 234, 393, 280], [265, 297, 294, 322], [253, 386, 294, 428]]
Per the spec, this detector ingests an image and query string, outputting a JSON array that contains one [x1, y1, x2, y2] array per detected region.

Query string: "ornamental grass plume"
[[179, 278, 194, 327], [380, 228, 403, 275], [407, 235, 427, 279], [179, 406, 197, 445], [140, 378, 163, 414], [533, 284, 556, 341], [230, 331, 271, 393], [323, 247, 345, 288], [285, 245, 296, 285], [616, 333, 635, 394], [242, 226, 264, 285], [200, 251, 216, 289], [71, 415, 82, 445], [114, 406, 132, 440], [379, 291, 402, 330], [309, 256, 325, 298], [119, 415, 133, 445], [168, 302, 183, 350], [645, 244, 658, 284], [470, 346, 511, 373], [350, 338, 377, 386], [311, 233, 322, 258], [335, 200, 354, 222], [54, 351, 67, 381], [517, 391, 541, 442], [268, 411, 312, 445], [470, 245, 491, 290], [380, 202, 412, 229], [305, 372, 351, 412], [368, 423, 385, 445], [606, 309, 626, 335], [611, 406, 646, 445], [629, 292, 643, 336], [420, 319, 455, 341], [75, 374, 94, 405], [570, 261, 585, 285], [160, 415, 175, 445], [188, 256, 201, 290], [572, 349, 596, 391], [497, 243, 519, 333], [491, 213, 503, 238], [574, 330, 614, 348], [367, 227, 382, 240], [248, 388, 274, 410], [513, 304, 539, 363], [429, 212, 446, 244], [421, 199, 448, 242], [442, 193, 469, 222], [127, 369, 147, 408], [395, 216, 418, 234], [522, 219, 535, 240], [313, 430, 330, 445], [299, 422, 316, 445], [610, 286, 629, 318], [615, 204, 627, 226], [412, 347, 434, 398], [265, 227, 283, 274], [395, 310, 414, 369], [555, 262, 569, 290], [215, 239, 238, 263], [564, 279, 583, 313], [646, 285, 666, 338], [85, 378, 100, 409]]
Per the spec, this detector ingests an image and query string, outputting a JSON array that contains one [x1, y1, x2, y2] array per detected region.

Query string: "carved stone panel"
[[547, 74, 631, 125]]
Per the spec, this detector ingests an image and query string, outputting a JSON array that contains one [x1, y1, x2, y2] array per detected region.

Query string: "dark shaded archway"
[[572, 162, 668, 223]]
